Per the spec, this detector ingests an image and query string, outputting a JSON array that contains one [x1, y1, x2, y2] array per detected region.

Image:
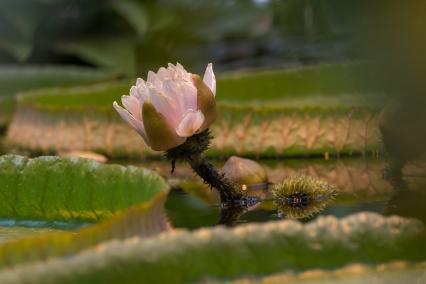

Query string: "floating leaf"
[[0, 65, 114, 98], [6, 63, 383, 157], [221, 261, 426, 284], [0, 155, 169, 222], [0, 194, 169, 269], [0, 213, 423, 283], [0, 227, 63, 245], [0, 154, 170, 268], [0, 65, 115, 128]]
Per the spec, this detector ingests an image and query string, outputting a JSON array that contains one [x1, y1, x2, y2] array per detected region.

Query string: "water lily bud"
[[113, 62, 217, 151], [221, 156, 268, 189]]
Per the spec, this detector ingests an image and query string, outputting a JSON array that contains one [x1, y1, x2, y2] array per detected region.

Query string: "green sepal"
[[142, 101, 185, 151], [192, 74, 217, 131]]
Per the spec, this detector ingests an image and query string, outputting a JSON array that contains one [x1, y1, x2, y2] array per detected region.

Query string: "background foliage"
[[0, 0, 361, 75]]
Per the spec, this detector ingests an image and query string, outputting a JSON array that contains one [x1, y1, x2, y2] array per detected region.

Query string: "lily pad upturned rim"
[[15, 61, 383, 113]]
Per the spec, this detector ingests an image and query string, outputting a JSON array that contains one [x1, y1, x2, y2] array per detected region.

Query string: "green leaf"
[[57, 38, 137, 76], [5, 62, 385, 158], [0, 212, 423, 283], [0, 65, 114, 127], [0, 155, 169, 222], [0, 65, 114, 98], [0, 193, 169, 269], [227, 262, 426, 284], [0, 0, 45, 61], [0, 40, 33, 63], [0, 226, 63, 245], [16, 62, 381, 108], [112, 0, 148, 37], [0, 154, 170, 268]]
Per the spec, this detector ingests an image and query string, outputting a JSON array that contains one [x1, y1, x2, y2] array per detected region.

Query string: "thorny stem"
[[166, 130, 243, 204], [187, 153, 242, 203]]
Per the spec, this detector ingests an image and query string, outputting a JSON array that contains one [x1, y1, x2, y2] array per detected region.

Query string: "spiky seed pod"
[[272, 175, 337, 219]]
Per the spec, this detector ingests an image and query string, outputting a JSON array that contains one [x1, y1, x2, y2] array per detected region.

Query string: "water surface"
[[140, 157, 426, 229]]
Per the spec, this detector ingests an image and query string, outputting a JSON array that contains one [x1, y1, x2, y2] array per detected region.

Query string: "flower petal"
[[175, 62, 191, 80], [157, 67, 172, 80], [113, 101, 149, 145], [148, 87, 180, 129], [136, 78, 145, 87], [162, 80, 185, 118], [121, 95, 141, 120], [203, 63, 216, 96], [176, 110, 205, 137], [147, 71, 157, 84], [115, 62, 217, 152]]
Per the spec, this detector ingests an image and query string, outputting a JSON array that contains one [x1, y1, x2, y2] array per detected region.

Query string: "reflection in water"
[[216, 175, 337, 225], [272, 175, 336, 219], [387, 175, 426, 223], [160, 158, 425, 229], [218, 205, 248, 226], [153, 158, 393, 200], [379, 97, 426, 178]]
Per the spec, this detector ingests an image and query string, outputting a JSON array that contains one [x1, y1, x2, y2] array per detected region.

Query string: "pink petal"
[[130, 86, 139, 98], [162, 79, 196, 118], [157, 67, 172, 80], [147, 87, 179, 129], [113, 101, 149, 145], [147, 71, 157, 84], [176, 62, 185, 71], [178, 81, 197, 110], [175, 62, 191, 80], [176, 110, 205, 137], [134, 83, 150, 104], [136, 78, 145, 87], [122, 95, 141, 120], [163, 80, 184, 119], [168, 63, 178, 69], [203, 63, 216, 96], [134, 79, 150, 102]]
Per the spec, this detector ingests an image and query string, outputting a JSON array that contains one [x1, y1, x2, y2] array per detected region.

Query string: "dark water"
[[0, 157, 424, 237], [141, 157, 426, 229]]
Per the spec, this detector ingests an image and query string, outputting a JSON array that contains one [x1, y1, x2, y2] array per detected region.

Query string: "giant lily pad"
[[0, 212, 422, 283], [0, 66, 114, 98], [0, 154, 170, 268], [0, 65, 114, 128], [0, 227, 64, 244], [0, 155, 169, 222], [212, 261, 426, 284], [5, 62, 384, 158]]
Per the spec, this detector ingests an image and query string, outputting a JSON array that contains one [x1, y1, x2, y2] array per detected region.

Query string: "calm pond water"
[[0, 156, 424, 241], [131, 157, 426, 229]]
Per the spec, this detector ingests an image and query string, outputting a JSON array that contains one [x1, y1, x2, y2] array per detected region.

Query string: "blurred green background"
[[1, 0, 425, 162], [0, 0, 362, 75]]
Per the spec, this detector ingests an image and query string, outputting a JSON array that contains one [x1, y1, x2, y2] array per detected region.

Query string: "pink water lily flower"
[[113, 63, 217, 151]]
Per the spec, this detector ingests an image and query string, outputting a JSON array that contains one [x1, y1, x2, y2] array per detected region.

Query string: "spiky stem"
[[166, 130, 243, 204], [187, 154, 242, 202]]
